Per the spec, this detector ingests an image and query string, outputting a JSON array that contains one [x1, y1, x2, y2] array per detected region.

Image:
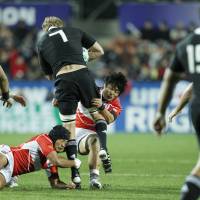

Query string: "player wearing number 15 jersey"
[[36, 16, 104, 188], [153, 28, 200, 200]]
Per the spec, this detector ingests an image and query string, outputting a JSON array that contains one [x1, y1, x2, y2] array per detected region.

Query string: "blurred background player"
[[0, 125, 81, 190], [36, 16, 104, 188], [153, 28, 200, 200], [0, 65, 26, 108], [50, 72, 127, 189]]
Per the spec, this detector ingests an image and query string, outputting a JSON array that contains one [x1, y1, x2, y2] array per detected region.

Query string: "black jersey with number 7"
[[37, 26, 96, 77]]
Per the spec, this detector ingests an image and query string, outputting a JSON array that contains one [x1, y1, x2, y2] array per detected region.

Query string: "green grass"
[[0, 133, 198, 200]]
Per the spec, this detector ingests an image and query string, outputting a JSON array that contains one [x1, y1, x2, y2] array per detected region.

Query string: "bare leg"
[[0, 153, 8, 189], [87, 135, 102, 189], [88, 135, 101, 171], [0, 173, 6, 189]]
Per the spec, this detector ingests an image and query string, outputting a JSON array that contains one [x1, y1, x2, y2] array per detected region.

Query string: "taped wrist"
[[2, 91, 9, 101], [98, 103, 105, 111]]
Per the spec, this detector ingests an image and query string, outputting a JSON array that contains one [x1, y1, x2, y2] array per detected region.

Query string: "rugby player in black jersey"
[[36, 16, 107, 188], [153, 28, 200, 200]]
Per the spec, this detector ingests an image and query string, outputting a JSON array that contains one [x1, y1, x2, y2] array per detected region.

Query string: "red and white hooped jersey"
[[10, 134, 55, 176], [76, 97, 122, 131]]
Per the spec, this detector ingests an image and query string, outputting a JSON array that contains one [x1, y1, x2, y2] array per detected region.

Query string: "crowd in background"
[[94, 20, 196, 81], [0, 20, 197, 81]]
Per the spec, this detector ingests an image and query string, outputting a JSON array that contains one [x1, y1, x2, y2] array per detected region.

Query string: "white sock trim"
[[186, 175, 200, 188], [90, 169, 99, 176]]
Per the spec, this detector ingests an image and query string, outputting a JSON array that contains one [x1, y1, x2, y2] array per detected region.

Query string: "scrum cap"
[[48, 125, 70, 144]]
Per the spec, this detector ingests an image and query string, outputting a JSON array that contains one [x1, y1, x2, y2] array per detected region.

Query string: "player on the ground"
[[36, 16, 104, 188], [0, 125, 81, 190], [153, 28, 200, 200], [49, 72, 127, 189], [0, 65, 26, 108]]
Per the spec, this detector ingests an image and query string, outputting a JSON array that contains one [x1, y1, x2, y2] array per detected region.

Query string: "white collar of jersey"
[[48, 26, 58, 31], [194, 28, 200, 35]]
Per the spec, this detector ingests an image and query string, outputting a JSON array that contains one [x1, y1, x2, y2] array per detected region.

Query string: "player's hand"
[[52, 98, 59, 107], [49, 177, 76, 190], [91, 98, 103, 108], [168, 109, 180, 123], [12, 95, 26, 107], [82, 47, 89, 63], [65, 181, 76, 189], [2, 98, 13, 108], [74, 158, 81, 169], [153, 112, 166, 135]]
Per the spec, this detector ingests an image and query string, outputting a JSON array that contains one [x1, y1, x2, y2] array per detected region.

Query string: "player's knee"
[[0, 173, 6, 189], [88, 135, 99, 149], [0, 153, 8, 169]]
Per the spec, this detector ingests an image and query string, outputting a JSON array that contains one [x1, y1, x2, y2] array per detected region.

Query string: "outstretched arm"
[[0, 66, 9, 98], [153, 69, 180, 135], [168, 83, 193, 122], [47, 151, 81, 169], [88, 42, 104, 61], [0, 94, 26, 107]]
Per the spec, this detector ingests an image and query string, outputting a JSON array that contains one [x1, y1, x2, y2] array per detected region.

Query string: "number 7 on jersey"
[[49, 30, 68, 42]]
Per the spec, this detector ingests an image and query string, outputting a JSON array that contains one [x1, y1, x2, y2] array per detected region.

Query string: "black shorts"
[[54, 68, 100, 115], [190, 101, 200, 146]]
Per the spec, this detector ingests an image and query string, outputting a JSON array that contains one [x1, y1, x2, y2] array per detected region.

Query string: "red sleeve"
[[36, 134, 55, 157], [105, 98, 122, 117]]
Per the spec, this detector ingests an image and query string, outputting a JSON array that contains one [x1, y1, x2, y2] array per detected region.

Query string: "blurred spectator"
[[141, 20, 156, 41], [0, 19, 195, 82], [27, 54, 43, 80], [170, 21, 187, 43], [13, 20, 30, 47], [8, 50, 28, 79], [187, 21, 197, 33], [156, 21, 170, 41]]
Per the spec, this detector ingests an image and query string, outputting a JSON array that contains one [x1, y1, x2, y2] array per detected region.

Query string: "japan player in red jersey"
[[51, 72, 127, 189], [0, 125, 81, 190]]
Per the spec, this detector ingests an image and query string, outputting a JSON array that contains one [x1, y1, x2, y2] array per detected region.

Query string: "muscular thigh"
[[55, 74, 80, 115], [76, 128, 96, 155], [0, 145, 14, 185], [77, 69, 100, 108], [0, 173, 6, 189]]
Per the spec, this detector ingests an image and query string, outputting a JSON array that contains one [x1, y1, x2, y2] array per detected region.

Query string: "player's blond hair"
[[42, 16, 64, 32]]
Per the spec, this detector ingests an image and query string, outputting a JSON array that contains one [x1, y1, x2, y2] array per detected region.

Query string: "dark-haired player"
[[76, 72, 127, 189], [0, 125, 81, 189], [36, 16, 104, 187], [153, 28, 200, 200], [50, 72, 127, 189]]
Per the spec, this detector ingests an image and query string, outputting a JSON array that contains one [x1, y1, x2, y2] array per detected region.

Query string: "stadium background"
[[0, 0, 196, 134], [0, 1, 199, 200]]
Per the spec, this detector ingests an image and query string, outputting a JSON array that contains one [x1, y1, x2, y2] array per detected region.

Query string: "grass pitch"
[[0, 133, 197, 200]]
